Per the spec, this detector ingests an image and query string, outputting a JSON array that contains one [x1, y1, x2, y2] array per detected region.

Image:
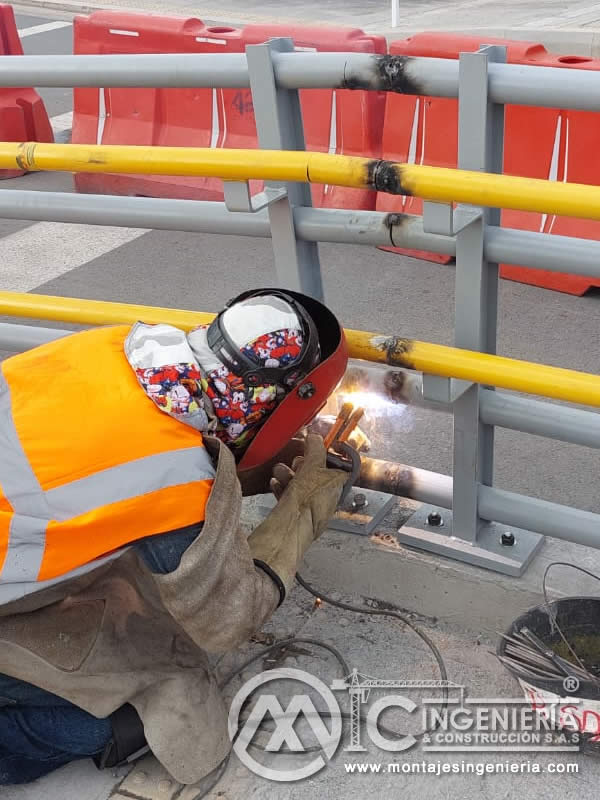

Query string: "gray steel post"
[[396, 45, 543, 574], [246, 39, 324, 300], [452, 45, 505, 542]]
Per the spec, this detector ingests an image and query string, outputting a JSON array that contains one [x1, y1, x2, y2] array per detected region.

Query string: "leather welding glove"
[[247, 434, 347, 591], [237, 437, 306, 497]]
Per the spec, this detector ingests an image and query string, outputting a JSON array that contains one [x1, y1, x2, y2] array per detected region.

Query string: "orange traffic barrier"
[[241, 23, 386, 210], [377, 33, 600, 295], [0, 4, 53, 178], [72, 13, 249, 201], [72, 12, 386, 210]]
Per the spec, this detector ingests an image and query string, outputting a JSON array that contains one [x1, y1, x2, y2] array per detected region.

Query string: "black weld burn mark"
[[365, 160, 411, 196], [342, 54, 425, 95], [378, 336, 416, 370]]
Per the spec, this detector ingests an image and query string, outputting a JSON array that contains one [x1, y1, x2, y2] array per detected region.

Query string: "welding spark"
[[337, 390, 398, 413]]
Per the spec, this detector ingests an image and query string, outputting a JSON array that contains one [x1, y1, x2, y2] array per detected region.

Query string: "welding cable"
[[295, 570, 450, 740], [191, 575, 450, 798], [215, 574, 449, 765], [219, 637, 350, 690], [198, 563, 598, 796]]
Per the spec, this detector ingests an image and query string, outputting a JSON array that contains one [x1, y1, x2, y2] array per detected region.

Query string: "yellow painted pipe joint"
[[2, 291, 600, 409], [2, 143, 600, 220]]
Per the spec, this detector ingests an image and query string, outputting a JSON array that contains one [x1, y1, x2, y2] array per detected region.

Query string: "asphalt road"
[[2, 8, 600, 519]]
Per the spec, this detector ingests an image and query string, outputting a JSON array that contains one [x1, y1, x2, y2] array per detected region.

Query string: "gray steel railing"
[[2, 40, 600, 575]]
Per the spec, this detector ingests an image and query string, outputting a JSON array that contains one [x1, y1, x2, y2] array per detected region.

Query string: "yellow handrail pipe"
[[2, 143, 600, 220], [2, 290, 600, 408]]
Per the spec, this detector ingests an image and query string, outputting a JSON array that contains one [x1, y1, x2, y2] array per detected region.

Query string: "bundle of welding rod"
[[499, 626, 597, 685]]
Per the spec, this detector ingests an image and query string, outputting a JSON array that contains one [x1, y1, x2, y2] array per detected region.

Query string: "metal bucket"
[[498, 596, 600, 753]]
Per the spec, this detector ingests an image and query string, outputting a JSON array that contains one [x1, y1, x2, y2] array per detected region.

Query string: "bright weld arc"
[[337, 390, 399, 413]]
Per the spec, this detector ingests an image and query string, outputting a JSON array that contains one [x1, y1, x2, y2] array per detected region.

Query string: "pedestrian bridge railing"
[[1, 41, 600, 575]]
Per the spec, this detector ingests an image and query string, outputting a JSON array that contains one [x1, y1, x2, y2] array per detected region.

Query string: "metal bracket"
[[423, 201, 454, 236], [223, 182, 287, 213], [422, 203, 482, 237], [397, 504, 544, 577], [453, 204, 483, 234], [329, 488, 396, 537], [422, 374, 473, 405]]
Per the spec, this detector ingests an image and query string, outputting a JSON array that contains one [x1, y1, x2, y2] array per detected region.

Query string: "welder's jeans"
[[0, 523, 202, 785]]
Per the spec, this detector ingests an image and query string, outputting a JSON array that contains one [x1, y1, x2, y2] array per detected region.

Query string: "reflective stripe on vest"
[[0, 325, 216, 602], [0, 371, 50, 585]]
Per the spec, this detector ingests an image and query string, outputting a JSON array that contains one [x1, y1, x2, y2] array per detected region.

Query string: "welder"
[[0, 288, 349, 786]]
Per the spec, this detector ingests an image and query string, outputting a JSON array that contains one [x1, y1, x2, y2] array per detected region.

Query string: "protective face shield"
[[194, 288, 348, 470]]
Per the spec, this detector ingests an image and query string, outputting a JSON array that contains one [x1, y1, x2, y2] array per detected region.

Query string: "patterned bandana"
[[201, 326, 304, 450], [125, 321, 305, 451]]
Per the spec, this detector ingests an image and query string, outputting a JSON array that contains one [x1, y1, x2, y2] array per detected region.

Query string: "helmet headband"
[[206, 289, 319, 388]]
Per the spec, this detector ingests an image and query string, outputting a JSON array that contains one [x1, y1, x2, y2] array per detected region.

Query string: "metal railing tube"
[[3, 292, 600, 407], [487, 61, 600, 113], [3, 323, 596, 455], [1, 53, 600, 114], [0, 190, 457, 252], [296, 207, 455, 253], [479, 485, 600, 548], [4, 145, 600, 222], [0, 53, 466, 96], [0, 323, 72, 351], [275, 51, 462, 97], [480, 389, 600, 449], [356, 456, 453, 508], [4, 192, 600, 279], [484, 226, 600, 279], [0, 191, 272, 236], [0, 54, 251, 88]]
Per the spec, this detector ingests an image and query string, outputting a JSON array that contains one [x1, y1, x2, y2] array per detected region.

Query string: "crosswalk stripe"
[[0, 222, 148, 292], [51, 111, 73, 144], [17, 20, 72, 37]]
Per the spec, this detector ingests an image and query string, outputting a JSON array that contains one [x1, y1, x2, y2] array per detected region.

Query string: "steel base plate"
[[397, 504, 544, 577], [329, 489, 396, 537]]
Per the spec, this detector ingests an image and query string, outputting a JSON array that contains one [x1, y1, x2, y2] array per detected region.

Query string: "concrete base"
[[396, 503, 545, 577], [297, 497, 600, 639]]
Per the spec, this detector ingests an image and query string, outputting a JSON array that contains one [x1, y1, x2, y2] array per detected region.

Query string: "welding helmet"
[[204, 288, 348, 470]]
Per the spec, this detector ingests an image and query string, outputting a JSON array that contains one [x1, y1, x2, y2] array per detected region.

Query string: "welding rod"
[[323, 402, 354, 449], [337, 407, 365, 444]]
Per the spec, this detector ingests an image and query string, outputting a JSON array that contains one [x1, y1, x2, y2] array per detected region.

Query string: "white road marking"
[[210, 88, 219, 148], [0, 222, 148, 292], [50, 111, 72, 143], [97, 89, 107, 145], [108, 28, 139, 36], [17, 20, 72, 37]]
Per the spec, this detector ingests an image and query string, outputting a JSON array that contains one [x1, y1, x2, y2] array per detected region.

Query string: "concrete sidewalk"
[[11, 0, 600, 55], [7, 494, 600, 800]]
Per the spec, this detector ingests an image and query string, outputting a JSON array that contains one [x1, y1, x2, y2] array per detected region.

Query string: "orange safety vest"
[[0, 325, 215, 604]]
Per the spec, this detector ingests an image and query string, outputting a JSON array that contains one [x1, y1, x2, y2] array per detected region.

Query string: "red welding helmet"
[[208, 288, 347, 471]]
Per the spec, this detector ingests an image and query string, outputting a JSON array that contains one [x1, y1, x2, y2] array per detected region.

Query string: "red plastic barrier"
[[72, 13, 386, 210], [0, 4, 53, 178], [378, 33, 600, 294], [242, 24, 386, 210], [73, 13, 251, 200]]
